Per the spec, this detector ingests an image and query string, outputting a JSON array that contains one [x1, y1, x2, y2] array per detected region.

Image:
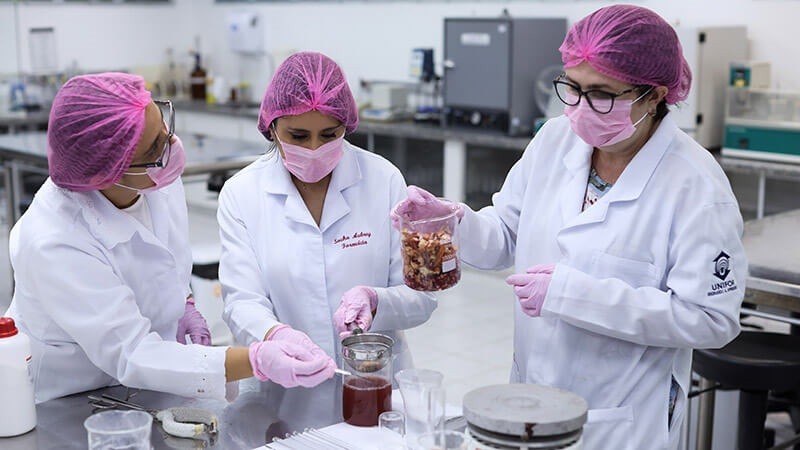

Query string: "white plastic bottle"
[[0, 317, 37, 436]]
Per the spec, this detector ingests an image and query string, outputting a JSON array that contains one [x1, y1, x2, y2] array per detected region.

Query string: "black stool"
[[693, 331, 800, 450]]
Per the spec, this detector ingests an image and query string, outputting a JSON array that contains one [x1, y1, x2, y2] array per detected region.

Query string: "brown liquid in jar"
[[342, 376, 392, 427]]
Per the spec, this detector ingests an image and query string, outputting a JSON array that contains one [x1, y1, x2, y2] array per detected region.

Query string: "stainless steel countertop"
[[0, 379, 348, 449], [743, 209, 800, 286], [0, 111, 50, 129], [0, 132, 264, 175], [173, 99, 533, 151]]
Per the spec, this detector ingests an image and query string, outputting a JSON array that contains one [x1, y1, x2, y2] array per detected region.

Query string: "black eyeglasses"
[[129, 100, 175, 169], [553, 74, 646, 114]]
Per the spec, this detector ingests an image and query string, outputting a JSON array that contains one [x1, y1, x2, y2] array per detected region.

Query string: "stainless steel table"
[[718, 156, 800, 220], [0, 132, 263, 225], [742, 209, 800, 314], [0, 380, 349, 450]]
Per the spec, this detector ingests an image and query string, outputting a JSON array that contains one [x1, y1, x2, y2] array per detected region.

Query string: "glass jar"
[[341, 332, 394, 427], [399, 204, 461, 291]]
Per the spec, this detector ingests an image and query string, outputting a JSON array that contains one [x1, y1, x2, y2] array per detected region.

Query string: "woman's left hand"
[[333, 286, 378, 338], [176, 298, 212, 345], [505, 264, 556, 317]]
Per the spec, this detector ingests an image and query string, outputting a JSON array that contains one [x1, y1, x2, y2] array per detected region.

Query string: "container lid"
[[0, 317, 19, 338], [462, 384, 587, 438]]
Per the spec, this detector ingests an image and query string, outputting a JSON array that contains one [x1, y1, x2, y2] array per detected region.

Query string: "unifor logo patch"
[[708, 251, 737, 297], [712, 251, 731, 280]]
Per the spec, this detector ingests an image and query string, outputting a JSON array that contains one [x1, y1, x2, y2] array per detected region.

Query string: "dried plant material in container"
[[401, 228, 460, 291]]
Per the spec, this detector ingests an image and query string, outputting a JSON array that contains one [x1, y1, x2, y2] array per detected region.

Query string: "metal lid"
[[341, 331, 394, 373], [462, 384, 587, 439]]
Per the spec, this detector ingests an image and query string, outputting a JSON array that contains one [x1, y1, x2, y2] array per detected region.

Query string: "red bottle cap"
[[0, 317, 19, 338]]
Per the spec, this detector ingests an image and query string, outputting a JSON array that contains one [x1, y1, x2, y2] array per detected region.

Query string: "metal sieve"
[[340, 329, 394, 373]]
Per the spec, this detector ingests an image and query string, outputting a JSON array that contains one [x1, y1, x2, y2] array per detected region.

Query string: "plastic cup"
[[84, 410, 152, 450], [417, 430, 468, 449], [379, 410, 406, 436], [399, 205, 461, 291]]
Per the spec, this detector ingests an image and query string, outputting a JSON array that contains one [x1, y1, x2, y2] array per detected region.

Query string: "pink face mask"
[[116, 135, 186, 194], [564, 90, 651, 148], [275, 131, 344, 183]]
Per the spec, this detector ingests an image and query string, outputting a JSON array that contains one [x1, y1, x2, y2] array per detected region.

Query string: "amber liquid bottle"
[[190, 53, 207, 101]]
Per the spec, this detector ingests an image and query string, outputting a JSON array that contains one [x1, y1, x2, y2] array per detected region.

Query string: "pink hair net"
[[258, 51, 358, 138], [47, 72, 152, 192], [560, 4, 692, 104]]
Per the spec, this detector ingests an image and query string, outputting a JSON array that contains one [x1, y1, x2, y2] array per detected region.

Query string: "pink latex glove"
[[248, 340, 335, 388], [267, 325, 330, 360], [390, 186, 464, 231], [176, 298, 211, 345], [332, 286, 379, 339], [505, 264, 556, 317]]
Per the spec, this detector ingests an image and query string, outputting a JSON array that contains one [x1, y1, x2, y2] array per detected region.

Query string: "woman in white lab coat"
[[217, 52, 437, 426], [393, 6, 746, 450], [6, 73, 335, 403]]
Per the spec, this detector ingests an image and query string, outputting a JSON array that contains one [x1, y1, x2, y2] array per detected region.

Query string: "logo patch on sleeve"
[[708, 251, 737, 296]]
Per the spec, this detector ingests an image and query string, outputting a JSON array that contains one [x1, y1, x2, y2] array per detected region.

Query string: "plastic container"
[[399, 206, 461, 291], [84, 410, 152, 450], [0, 317, 37, 437]]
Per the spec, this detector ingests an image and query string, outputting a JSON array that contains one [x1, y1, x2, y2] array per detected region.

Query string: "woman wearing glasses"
[[392, 5, 745, 449], [5, 73, 334, 403]]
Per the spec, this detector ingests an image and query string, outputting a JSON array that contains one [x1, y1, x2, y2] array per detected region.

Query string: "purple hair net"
[[258, 51, 359, 138], [560, 4, 692, 104], [47, 72, 152, 192]]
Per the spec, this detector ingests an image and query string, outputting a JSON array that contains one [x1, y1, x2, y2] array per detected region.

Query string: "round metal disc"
[[462, 384, 587, 438]]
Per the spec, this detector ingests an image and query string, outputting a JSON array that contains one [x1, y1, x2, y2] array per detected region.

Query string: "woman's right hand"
[[248, 340, 335, 388], [390, 185, 463, 231]]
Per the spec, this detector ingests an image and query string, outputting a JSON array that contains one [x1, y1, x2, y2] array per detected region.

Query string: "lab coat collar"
[[561, 115, 677, 228], [65, 184, 172, 250], [262, 140, 362, 230]]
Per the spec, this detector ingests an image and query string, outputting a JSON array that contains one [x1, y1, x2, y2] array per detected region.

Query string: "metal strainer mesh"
[[341, 332, 394, 373]]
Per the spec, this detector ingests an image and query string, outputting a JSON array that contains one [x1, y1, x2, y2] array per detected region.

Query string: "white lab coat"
[[217, 141, 437, 426], [5, 178, 227, 403], [458, 115, 746, 450]]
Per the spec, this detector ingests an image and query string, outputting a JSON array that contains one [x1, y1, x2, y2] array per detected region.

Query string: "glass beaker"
[[395, 369, 445, 449], [399, 205, 461, 291], [418, 430, 469, 450], [342, 332, 394, 427], [84, 410, 152, 450]]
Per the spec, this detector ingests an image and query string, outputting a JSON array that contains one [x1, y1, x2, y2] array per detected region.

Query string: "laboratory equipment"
[[395, 368, 445, 449], [410, 48, 435, 83], [88, 393, 219, 439], [226, 12, 264, 55], [341, 331, 395, 427], [372, 84, 409, 111], [722, 87, 800, 163], [418, 430, 469, 450], [0, 317, 37, 437], [379, 410, 406, 436], [361, 82, 412, 122], [463, 384, 588, 450], [442, 17, 566, 136], [671, 26, 748, 150], [84, 410, 152, 450], [730, 61, 771, 89], [399, 205, 460, 291]]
